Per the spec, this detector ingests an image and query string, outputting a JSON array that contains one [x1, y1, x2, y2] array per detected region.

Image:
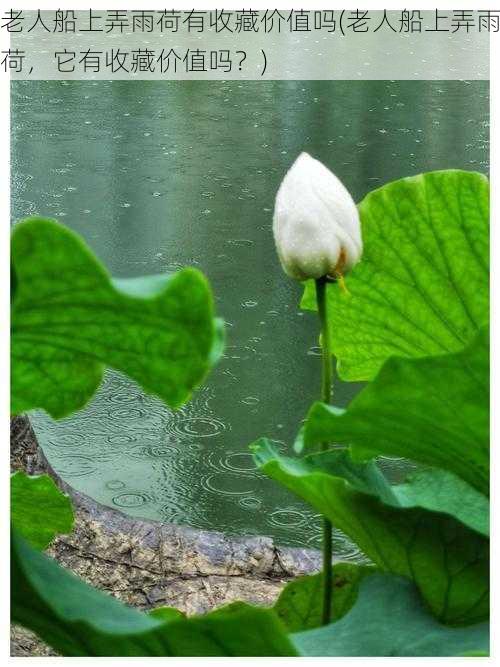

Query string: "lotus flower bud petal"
[[272, 152, 362, 281]]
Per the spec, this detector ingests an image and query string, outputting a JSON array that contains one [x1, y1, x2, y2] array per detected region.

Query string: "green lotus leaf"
[[11, 217, 223, 418], [303, 325, 489, 497], [292, 574, 489, 657], [11, 472, 73, 550], [252, 440, 489, 625], [302, 170, 489, 381], [273, 562, 374, 632]]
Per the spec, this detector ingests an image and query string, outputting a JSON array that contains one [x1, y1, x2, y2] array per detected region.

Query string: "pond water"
[[11, 80, 489, 552]]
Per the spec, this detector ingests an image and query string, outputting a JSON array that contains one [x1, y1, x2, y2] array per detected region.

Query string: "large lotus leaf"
[[301, 170, 489, 381], [252, 440, 489, 625], [304, 325, 489, 497], [11, 472, 74, 550], [273, 562, 374, 632], [11, 217, 223, 418], [292, 574, 489, 657], [386, 468, 488, 537], [11, 530, 297, 657], [148, 607, 186, 622]]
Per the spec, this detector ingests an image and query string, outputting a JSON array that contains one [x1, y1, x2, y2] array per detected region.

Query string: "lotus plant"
[[272, 152, 362, 625]]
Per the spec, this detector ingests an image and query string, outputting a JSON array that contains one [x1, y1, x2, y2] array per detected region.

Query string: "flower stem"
[[315, 276, 333, 626]]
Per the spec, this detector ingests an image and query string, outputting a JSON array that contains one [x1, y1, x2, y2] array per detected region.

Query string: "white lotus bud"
[[272, 153, 362, 281]]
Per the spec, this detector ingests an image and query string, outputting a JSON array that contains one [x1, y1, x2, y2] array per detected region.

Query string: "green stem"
[[315, 276, 333, 626]]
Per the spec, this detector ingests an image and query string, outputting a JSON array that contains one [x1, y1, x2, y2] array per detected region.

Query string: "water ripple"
[[170, 417, 226, 439], [55, 455, 98, 478], [202, 472, 255, 496], [113, 492, 152, 508]]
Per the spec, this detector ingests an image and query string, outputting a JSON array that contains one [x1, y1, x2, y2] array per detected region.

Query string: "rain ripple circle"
[[126, 443, 181, 460], [202, 472, 255, 496], [108, 407, 147, 421], [170, 417, 226, 438], [112, 492, 152, 508], [238, 496, 262, 510], [268, 509, 307, 528]]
